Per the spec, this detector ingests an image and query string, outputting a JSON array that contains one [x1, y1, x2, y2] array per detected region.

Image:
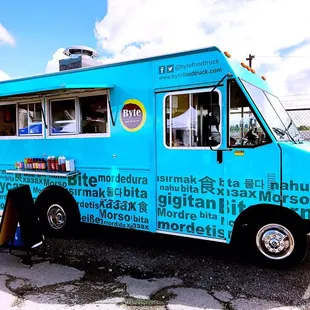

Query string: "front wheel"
[[249, 219, 308, 269]]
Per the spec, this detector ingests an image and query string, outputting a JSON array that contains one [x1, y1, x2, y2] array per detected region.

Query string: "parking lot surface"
[[0, 224, 310, 309]]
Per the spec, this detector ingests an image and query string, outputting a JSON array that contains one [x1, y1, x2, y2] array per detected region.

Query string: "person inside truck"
[[245, 126, 259, 145]]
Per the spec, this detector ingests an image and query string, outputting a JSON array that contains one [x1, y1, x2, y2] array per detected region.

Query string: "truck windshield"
[[240, 79, 302, 143]]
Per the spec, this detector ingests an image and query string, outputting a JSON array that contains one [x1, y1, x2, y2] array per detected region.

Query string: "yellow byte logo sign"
[[120, 99, 146, 132]]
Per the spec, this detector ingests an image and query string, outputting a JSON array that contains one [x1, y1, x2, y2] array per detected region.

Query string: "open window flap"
[[107, 90, 117, 127], [41, 97, 47, 129]]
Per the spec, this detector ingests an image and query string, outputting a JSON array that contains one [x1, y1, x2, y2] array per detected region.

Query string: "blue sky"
[[0, 0, 107, 78], [1, 0, 310, 106]]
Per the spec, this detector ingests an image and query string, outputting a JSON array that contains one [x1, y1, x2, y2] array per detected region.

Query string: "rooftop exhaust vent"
[[59, 45, 102, 71]]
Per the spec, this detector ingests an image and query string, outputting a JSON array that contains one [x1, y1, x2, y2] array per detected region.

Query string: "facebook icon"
[[159, 66, 165, 74]]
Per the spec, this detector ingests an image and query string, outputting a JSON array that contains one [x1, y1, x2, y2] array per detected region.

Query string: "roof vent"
[[59, 45, 102, 71]]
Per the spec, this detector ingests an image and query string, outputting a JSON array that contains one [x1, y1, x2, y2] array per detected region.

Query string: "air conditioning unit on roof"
[[59, 45, 102, 71]]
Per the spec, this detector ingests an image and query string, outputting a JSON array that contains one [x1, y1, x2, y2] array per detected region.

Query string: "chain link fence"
[[287, 108, 310, 141]]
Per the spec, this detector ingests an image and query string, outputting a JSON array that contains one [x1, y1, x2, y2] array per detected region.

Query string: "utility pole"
[[246, 54, 255, 68]]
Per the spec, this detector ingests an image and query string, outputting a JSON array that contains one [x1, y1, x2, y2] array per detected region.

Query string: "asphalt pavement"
[[0, 223, 310, 309]]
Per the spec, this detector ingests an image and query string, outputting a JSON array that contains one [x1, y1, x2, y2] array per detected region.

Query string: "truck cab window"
[[165, 90, 221, 148], [229, 80, 270, 147]]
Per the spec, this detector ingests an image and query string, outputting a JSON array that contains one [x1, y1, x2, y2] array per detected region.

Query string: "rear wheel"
[[46, 204, 68, 231], [35, 187, 80, 237]]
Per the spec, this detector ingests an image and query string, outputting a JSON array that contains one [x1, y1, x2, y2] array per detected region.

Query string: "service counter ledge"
[[5, 169, 80, 177]]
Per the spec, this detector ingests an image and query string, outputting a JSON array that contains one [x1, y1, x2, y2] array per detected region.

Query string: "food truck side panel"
[[0, 59, 157, 233]]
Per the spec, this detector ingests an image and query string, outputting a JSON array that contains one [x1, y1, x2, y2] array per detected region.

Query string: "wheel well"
[[230, 203, 307, 244], [34, 185, 80, 217]]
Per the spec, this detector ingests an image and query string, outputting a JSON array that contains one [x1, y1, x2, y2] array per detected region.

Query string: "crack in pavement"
[[0, 251, 307, 309]]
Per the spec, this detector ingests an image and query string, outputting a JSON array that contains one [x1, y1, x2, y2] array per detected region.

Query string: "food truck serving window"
[[80, 95, 107, 134], [18, 102, 42, 135], [49, 92, 109, 136], [50, 99, 76, 135], [0, 102, 43, 137], [165, 89, 221, 148]]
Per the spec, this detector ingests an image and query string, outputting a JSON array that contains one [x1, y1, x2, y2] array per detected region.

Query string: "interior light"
[[224, 51, 231, 58]]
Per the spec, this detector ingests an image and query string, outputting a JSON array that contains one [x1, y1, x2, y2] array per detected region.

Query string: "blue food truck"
[[0, 46, 308, 268]]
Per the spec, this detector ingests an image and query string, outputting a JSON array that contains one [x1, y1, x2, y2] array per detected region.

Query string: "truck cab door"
[[223, 79, 282, 241]]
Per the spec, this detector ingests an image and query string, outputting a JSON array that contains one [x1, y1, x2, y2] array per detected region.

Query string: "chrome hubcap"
[[47, 204, 66, 230], [256, 224, 294, 260]]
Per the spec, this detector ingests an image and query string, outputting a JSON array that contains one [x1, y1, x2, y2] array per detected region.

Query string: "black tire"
[[35, 187, 80, 237], [247, 216, 308, 269]]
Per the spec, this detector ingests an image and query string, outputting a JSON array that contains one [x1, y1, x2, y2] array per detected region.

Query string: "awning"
[[0, 83, 114, 99]]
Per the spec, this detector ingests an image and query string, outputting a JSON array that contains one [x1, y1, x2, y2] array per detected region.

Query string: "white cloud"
[[45, 48, 68, 73], [0, 24, 14, 82], [94, 0, 310, 106], [0, 70, 10, 81], [0, 23, 15, 46]]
